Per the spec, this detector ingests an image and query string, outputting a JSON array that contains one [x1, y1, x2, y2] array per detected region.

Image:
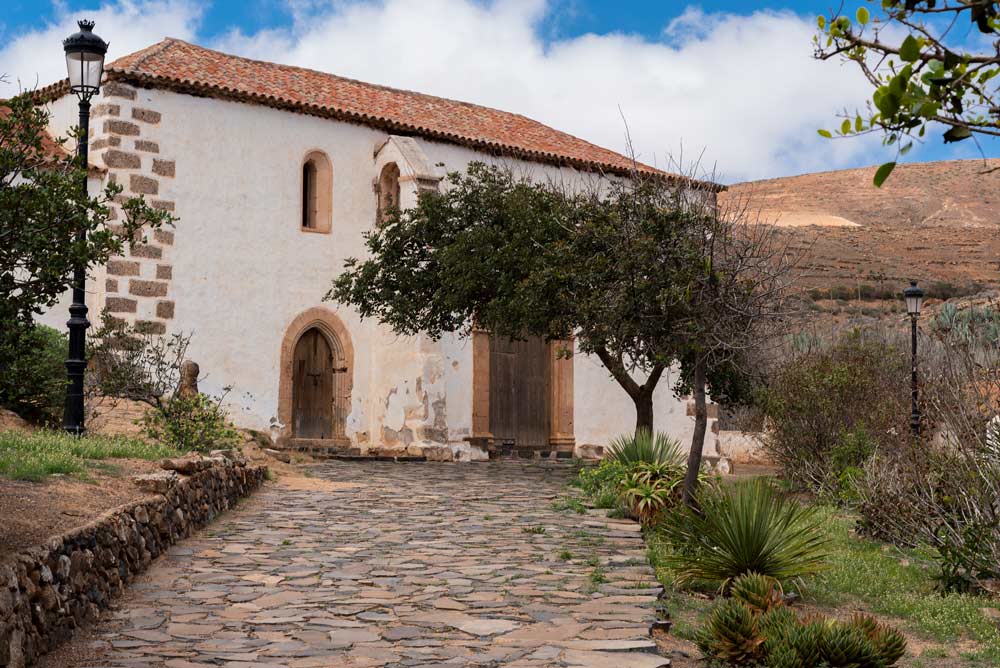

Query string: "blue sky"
[[2, 0, 996, 181]]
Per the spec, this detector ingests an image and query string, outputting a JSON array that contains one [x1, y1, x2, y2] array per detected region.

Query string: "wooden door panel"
[[490, 335, 550, 448], [490, 339, 516, 444], [515, 338, 550, 448], [293, 329, 334, 439]]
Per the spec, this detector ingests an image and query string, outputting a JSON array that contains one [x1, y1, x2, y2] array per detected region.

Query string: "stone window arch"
[[301, 150, 332, 233], [376, 161, 401, 225]]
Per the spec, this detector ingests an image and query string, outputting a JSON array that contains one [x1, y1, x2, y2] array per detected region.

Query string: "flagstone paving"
[[46, 461, 668, 667]]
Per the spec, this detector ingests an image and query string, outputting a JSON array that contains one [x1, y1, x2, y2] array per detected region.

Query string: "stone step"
[[281, 440, 430, 462]]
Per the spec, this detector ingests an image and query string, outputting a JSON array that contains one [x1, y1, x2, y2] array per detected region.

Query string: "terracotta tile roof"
[[34, 38, 714, 185]]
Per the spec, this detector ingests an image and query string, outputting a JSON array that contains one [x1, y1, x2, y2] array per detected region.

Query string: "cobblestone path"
[[51, 461, 668, 667]]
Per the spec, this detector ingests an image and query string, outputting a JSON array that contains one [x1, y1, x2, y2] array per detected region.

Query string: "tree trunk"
[[635, 389, 654, 434], [682, 355, 707, 507], [593, 347, 663, 437]]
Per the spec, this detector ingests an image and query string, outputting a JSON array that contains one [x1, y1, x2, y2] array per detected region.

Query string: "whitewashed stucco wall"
[[42, 85, 697, 451]]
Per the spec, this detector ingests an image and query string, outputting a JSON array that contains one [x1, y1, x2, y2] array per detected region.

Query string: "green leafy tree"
[[0, 325, 67, 425], [330, 162, 795, 502], [328, 163, 690, 436], [815, 1, 1000, 185], [0, 92, 172, 384]]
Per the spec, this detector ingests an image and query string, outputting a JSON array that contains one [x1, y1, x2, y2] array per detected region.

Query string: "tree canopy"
[[815, 1, 1000, 184], [329, 162, 795, 501], [0, 92, 172, 380]]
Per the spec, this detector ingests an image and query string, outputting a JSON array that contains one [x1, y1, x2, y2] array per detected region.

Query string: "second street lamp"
[[62, 19, 109, 435], [904, 280, 924, 436]]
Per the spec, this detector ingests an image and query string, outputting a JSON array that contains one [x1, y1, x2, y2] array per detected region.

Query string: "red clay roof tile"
[[99, 39, 672, 179]]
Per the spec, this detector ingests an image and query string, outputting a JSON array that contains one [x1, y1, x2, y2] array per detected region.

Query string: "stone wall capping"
[[107, 259, 141, 277], [102, 82, 137, 100], [153, 230, 174, 245], [101, 150, 141, 170], [129, 279, 168, 297], [92, 104, 121, 118], [155, 300, 175, 319], [0, 459, 267, 667], [105, 297, 137, 313], [134, 320, 166, 335], [91, 136, 121, 151], [129, 244, 162, 260]]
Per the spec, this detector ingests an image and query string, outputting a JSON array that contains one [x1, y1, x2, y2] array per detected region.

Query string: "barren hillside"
[[722, 159, 1000, 295]]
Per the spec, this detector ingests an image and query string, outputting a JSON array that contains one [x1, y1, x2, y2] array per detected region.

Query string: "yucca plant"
[[661, 478, 830, 591], [606, 428, 684, 466], [632, 460, 684, 484]]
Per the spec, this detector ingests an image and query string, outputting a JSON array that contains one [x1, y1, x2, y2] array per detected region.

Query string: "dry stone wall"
[[0, 456, 266, 667]]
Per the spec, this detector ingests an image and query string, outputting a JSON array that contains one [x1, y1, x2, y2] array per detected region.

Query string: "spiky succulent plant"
[[731, 572, 785, 614], [820, 622, 884, 668], [696, 598, 765, 665], [849, 614, 906, 666]]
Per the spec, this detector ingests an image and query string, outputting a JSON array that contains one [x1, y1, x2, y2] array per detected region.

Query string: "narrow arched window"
[[301, 151, 332, 233], [376, 162, 401, 226], [302, 160, 317, 229]]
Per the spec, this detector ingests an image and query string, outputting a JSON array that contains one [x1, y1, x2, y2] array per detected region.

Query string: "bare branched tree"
[[665, 178, 803, 503]]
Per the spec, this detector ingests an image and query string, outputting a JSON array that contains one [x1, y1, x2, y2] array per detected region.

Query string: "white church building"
[[38, 38, 709, 461]]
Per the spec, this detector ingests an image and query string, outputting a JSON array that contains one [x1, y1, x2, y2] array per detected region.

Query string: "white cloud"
[[213, 0, 881, 182], [3, 0, 882, 181], [0, 0, 201, 96]]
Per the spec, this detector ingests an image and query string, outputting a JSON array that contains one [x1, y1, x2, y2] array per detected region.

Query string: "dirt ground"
[[0, 459, 160, 557], [0, 436, 305, 559]]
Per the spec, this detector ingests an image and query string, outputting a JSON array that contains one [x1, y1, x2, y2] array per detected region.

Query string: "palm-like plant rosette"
[[662, 478, 830, 591]]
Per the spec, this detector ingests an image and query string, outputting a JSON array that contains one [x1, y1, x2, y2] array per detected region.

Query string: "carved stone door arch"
[[278, 307, 353, 445]]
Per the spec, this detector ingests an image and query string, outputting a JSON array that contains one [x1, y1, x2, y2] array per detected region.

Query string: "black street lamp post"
[[904, 280, 924, 436], [62, 20, 108, 435]]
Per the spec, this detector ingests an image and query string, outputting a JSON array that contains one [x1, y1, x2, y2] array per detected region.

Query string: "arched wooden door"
[[292, 328, 334, 439]]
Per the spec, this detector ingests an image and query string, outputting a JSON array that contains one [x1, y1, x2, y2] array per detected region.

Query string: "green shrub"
[[139, 392, 241, 453], [660, 479, 829, 591], [697, 572, 906, 668], [606, 428, 684, 466], [574, 460, 628, 509], [0, 325, 67, 426], [573, 433, 713, 523], [761, 329, 909, 494]]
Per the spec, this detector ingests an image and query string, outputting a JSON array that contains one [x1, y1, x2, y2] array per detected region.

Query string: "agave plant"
[[661, 478, 830, 591], [621, 478, 674, 526], [695, 597, 765, 666], [698, 579, 906, 668], [729, 572, 784, 614], [606, 428, 684, 466]]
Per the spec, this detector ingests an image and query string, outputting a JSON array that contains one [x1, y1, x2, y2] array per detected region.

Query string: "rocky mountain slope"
[[721, 159, 1000, 295]]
